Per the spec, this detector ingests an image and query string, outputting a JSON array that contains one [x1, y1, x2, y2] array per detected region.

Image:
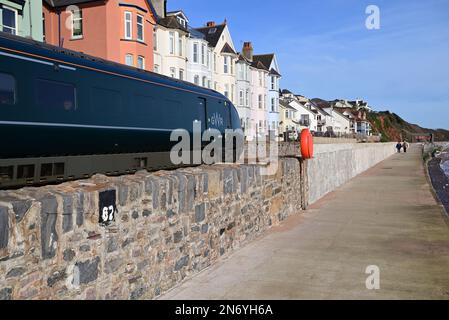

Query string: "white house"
[[236, 42, 253, 139], [186, 27, 213, 88], [250, 56, 269, 138], [244, 54, 281, 136], [195, 21, 238, 104], [153, 9, 189, 80], [323, 107, 351, 134]]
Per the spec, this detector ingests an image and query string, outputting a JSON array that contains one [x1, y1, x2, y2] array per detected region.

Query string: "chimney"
[[206, 21, 216, 27], [242, 42, 253, 62]]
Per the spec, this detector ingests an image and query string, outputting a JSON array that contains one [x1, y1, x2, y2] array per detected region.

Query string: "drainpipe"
[[28, 1, 32, 38], [58, 8, 61, 46]]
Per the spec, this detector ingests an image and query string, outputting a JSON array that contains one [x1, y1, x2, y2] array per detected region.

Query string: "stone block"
[[195, 203, 206, 223], [40, 196, 58, 260], [62, 195, 73, 233], [74, 257, 100, 285], [0, 206, 8, 249], [11, 200, 32, 223]]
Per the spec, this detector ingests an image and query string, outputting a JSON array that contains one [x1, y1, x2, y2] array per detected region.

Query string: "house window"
[[137, 56, 145, 69], [259, 121, 262, 130], [264, 95, 267, 109], [170, 67, 176, 78], [207, 51, 210, 67], [153, 28, 158, 51], [239, 90, 244, 106], [201, 44, 205, 65], [231, 84, 234, 102], [137, 15, 144, 42], [224, 84, 229, 98], [202, 76, 207, 87], [125, 54, 133, 66], [259, 72, 262, 86], [71, 8, 83, 39], [245, 89, 249, 107], [177, 16, 186, 28], [238, 65, 243, 80], [224, 56, 229, 74], [285, 110, 289, 118], [124, 12, 132, 39], [193, 43, 198, 63], [271, 76, 276, 90], [154, 64, 159, 73], [208, 80, 211, 88], [179, 69, 184, 80], [2, 6, 17, 35], [214, 82, 218, 90], [271, 97, 275, 112], [0, 73, 15, 105], [169, 32, 175, 55], [213, 53, 217, 72], [194, 75, 199, 85], [258, 95, 262, 109], [230, 60, 234, 75], [178, 37, 183, 56]]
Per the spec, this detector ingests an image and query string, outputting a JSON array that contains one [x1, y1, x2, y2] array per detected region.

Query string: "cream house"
[[187, 27, 213, 88], [152, 9, 188, 80], [195, 21, 238, 104]]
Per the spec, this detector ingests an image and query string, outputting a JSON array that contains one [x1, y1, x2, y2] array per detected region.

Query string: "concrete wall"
[[306, 143, 396, 204], [0, 160, 303, 300]]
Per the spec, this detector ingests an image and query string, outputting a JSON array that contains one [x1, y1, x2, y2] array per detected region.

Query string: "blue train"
[[0, 32, 242, 188]]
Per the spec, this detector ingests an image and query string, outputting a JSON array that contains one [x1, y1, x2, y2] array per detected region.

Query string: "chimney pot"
[[242, 41, 254, 62], [207, 21, 216, 27]]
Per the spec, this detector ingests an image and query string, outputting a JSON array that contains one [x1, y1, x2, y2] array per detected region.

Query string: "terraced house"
[[196, 21, 238, 105], [236, 42, 253, 138], [187, 25, 213, 88], [43, 0, 157, 71], [151, 4, 188, 79], [0, 0, 43, 41]]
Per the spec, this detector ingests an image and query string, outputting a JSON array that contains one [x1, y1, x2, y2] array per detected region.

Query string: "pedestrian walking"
[[402, 140, 410, 153], [396, 141, 402, 153]]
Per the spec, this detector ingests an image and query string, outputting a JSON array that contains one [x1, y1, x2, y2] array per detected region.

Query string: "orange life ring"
[[300, 129, 314, 159]]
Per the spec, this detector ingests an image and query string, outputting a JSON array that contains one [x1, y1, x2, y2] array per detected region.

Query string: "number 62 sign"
[[99, 190, 117, 225]]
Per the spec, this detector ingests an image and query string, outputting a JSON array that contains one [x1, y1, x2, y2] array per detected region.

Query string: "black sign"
[[99, 190, 117, 225]]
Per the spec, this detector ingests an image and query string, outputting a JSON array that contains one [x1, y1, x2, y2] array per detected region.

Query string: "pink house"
[[43, 0, 157, 71]]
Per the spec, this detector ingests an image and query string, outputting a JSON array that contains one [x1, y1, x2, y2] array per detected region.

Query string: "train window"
[[36, 79, 76, 110], [0, 73, 15, 105]]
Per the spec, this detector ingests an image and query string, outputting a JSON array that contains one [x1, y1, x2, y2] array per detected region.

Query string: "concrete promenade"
[[160, 145, 449, 300]]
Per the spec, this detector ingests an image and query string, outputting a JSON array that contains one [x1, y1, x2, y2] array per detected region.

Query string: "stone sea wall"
[[0, 159, 304, 300]]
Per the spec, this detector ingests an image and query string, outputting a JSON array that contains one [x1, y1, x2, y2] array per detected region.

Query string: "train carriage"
[[0, 32, 242, 188]]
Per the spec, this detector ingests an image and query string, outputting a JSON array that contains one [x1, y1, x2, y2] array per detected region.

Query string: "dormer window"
[[177, 16, 186, 28], [208, 28, 217, 34]]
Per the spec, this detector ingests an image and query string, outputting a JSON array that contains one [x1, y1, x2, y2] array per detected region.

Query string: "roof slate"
[[195, 24, 227, 48]]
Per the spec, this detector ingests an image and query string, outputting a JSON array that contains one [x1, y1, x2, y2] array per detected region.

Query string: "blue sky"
[[171, 0, 449, 130]]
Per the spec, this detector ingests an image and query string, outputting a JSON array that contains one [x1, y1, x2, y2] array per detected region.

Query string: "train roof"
[[0, 32, 227, 101]]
